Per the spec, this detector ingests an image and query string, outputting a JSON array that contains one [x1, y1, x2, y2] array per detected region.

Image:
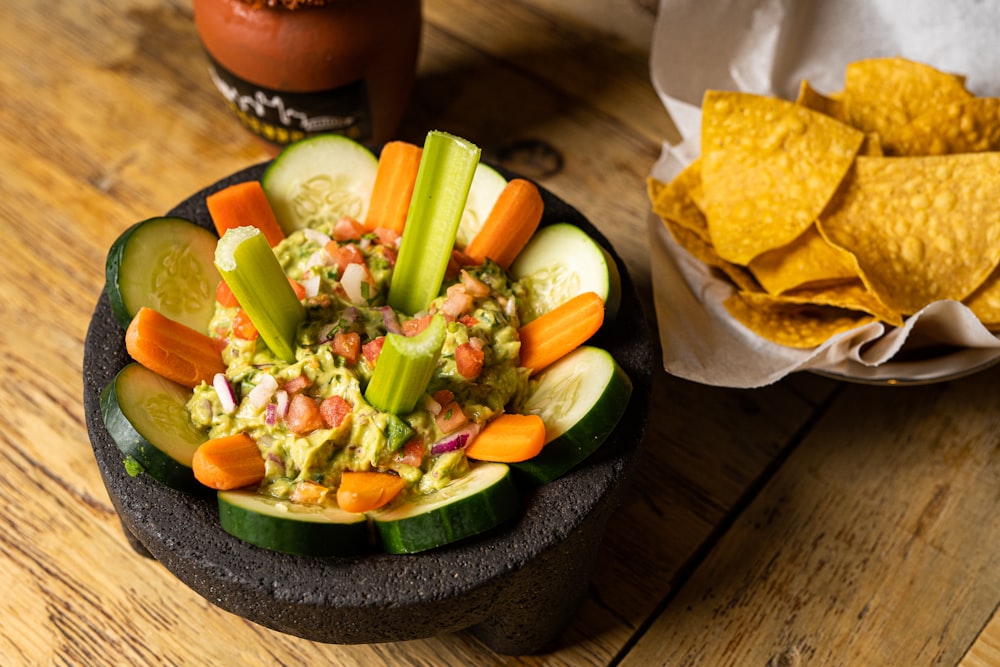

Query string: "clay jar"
[[194, 0, 422, 150]]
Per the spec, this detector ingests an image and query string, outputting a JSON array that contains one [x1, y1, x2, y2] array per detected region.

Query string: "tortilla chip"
[[649, 159, 710, 242], [700, 90, 865, 265], [661, 217, 761, 292], [748, 224, 859, 295], [819, 154, 1000, 315], [724, 290, 876, 348], [893, 97, 1000, 156], [784, 280, 903, 327], [963, 265, 1000, 325], [796, 80, 846, 122], [841, 57, 972, 151]]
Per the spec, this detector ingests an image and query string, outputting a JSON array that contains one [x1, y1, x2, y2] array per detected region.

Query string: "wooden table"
[[5, 0, 1000, 664]]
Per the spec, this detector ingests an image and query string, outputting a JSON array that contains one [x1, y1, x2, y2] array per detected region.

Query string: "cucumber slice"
[[105, 216, 221, 332], [455, 163, 508, 249], [218, 489, 369, 557], [99, 363, 208, 492], [262, 134, 379, 233], [513, 346, 632, 484], [372, 462, 520, 554], [510, 222, 622, 324]]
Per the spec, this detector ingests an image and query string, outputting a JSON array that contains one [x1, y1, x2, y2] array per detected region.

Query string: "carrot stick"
[[464, 413, 546, 463], [336, 471, 406, 513], [125, 307, 227, 388], [192, 433, 265, 490], [364, 141, 423, 234], [517, 291, 604, 374], [206, 180, 286, 247], [463, 179, 544, 269]]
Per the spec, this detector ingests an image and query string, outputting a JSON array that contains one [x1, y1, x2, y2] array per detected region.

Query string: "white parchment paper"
[[647, 0, 1000, 387]]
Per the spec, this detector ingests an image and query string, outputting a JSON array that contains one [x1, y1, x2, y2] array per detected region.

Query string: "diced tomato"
[[326, 241, 366, 274], [435, 400, 468, 434], [395, 438, 425, 467], [319, 395, 352, 428], [440, 283, 473, 318], [362, 336, 385, 366], [432, 389, 454, 405], [332, 331, 361, 365], [332, 216, 365, 241], [380, 246, 398, 267], [216, 280, 239, 307], [361, 336, 385, 368], [459, 314, 478, 328], [402, 315, 432, 336], [287, 276, 307, 300], [285, 393, 325, 434], [459, 270, 490, 297], [455, 342, 485, 379], [232, 308, 259, 340], [372, 226, 400, 247], [282, 374, 312, 394]]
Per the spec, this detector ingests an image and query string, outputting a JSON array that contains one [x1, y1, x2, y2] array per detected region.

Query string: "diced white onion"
[[300, 274, 321, 298], [213, 373, 237, 414], [303, 228, 332, 246], [340, 263, 369, 304], [248, 373, 279, 410]]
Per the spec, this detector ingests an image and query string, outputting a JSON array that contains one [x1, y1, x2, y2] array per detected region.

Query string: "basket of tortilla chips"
[[648, 57, 1000, 383]]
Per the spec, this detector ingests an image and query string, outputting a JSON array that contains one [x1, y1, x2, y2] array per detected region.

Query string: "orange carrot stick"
[[206, 180, 286, 247], [463, 178, 544, 269], [464, 413, 546, 463], [336, 471, 405, 513], [192, 433, 265, 490], [125, 307, 227, 388], [517, 291, 604, 374], [364, 141, 423, 234]]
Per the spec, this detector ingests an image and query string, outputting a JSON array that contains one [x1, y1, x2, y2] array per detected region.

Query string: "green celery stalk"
[[215, 226, 305, 363], [387, 131, 481, 315], [365, 314, 447, 414]]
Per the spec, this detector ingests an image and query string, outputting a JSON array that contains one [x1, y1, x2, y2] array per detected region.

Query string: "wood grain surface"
[[3, 1, 1000, 665]]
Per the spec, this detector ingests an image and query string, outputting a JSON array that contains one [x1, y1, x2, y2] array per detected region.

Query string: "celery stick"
[[365, 314, 447, 414], [215, 226, 305, 363], [387, 131, 481, 315]]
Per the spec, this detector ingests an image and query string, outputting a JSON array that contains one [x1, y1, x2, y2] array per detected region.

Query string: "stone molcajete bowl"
[[82, 160, 653, 655]]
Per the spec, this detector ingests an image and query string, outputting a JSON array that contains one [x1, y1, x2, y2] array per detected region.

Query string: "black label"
[[206, 55, 373, 146]]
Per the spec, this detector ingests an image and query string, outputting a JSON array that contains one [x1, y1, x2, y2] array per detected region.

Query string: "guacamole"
[[187, 218, 531, 504]]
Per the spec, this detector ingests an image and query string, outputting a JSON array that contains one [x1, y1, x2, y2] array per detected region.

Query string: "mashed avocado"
[[187, 219, 530, 506]]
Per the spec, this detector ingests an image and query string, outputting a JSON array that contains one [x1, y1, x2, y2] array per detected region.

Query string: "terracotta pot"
[[194, 0, 422, 150]]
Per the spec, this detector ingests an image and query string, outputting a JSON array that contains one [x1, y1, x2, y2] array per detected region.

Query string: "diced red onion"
[[248, 373, 278, 410], [213, 373, 237, 414], [265, 403, 277, 426], [305, 250, 329, 271], [430, 424, 481, 455], [380, 306, 403, 334]]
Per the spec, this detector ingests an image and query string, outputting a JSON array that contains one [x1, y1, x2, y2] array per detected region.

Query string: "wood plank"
[[960, 607, 1000, 667], [621, 371, 1000, 666]]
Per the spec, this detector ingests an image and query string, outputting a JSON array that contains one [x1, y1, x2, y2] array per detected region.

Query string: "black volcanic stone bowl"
[[82, 161, 653, 655]]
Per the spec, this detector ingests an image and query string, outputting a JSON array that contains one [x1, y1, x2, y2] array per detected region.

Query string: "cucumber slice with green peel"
[[510, 222, 622, 324], [372, 462, 520, 554], [512, 346, 632, 484], [105, 216, 221, 332], [99, 363, 208, 493], [262, 134, 379, 233], [218, 490, 369, 557], [455, 162, 508, 249]]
